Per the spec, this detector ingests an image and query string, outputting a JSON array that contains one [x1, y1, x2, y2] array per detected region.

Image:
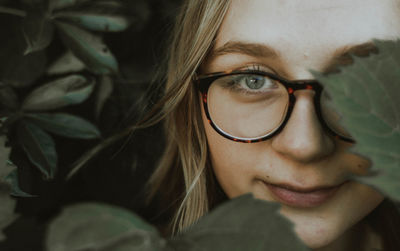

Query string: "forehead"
[[216, 0, 400, 70]]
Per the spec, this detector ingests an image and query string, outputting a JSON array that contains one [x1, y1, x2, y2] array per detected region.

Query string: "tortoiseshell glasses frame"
[[195, 70, 355, 143]]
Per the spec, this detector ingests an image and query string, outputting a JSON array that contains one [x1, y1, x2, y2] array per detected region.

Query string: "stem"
[[0, 6, 26, 17]]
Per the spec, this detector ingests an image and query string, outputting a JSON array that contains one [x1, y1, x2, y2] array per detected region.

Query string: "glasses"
[[195, 70, 354, 143]]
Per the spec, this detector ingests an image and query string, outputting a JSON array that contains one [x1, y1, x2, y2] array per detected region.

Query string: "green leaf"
[[46, 203, 166, 251], [17, 121, 57, 179], [55, 11, 129, 32], [0, 136, 18, 241], [21, 74, 95, 111], [313, 39, 400, 201], [171, 195, 309, 251], [5, 168, 36, 197], [47, 50, 86, 75], [56, 21, 118, 74], [27, 113, 101, 139], [95, 75, 113, 119], [0, 82, 19, 110], [22, 10, 54, 55]]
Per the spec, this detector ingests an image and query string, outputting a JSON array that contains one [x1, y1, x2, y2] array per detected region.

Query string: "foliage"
[[0, 0, 178, 249], [0, 0, 132, 184], [46, 195, 309, 251], [0, 136, 18, 241], [314, 40, 400, 201]]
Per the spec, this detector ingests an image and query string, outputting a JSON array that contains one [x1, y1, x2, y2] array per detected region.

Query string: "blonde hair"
[[145, 0, 230, 234]]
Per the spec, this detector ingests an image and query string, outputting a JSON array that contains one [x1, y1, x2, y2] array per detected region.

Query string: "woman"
[[145, 0, 400, 250]]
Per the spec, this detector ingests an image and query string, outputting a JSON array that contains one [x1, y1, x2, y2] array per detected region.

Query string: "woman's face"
[[202, 0, 400, 249]]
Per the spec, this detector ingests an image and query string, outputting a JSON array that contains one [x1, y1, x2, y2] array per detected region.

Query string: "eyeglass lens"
[[207, 73, 352, 140]]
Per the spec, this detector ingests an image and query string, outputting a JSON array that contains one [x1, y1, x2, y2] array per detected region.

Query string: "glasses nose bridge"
[[286, 79, 322, 93]]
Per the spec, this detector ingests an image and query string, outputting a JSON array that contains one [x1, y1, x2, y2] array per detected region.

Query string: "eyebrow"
[[323, 42, 378, 73], [211, 41, 279, 59], [210, 41, 378, 74]]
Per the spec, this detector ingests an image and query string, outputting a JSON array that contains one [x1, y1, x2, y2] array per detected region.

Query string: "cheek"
[[202, 103, 262, 198]]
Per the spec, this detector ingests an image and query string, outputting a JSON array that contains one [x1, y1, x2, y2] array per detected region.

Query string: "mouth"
[[262, 180, 347, 208]]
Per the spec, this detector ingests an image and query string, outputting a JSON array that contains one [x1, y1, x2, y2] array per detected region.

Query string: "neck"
[[313, 220, 382, 251]]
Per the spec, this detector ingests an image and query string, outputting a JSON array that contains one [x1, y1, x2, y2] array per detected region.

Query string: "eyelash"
[[244, 64, 265, 73]]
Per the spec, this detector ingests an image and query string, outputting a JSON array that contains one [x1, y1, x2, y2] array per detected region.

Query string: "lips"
[[264, 181, 346, 208]]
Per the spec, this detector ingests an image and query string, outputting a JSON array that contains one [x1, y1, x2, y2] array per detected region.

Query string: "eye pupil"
[[245, 75, 265, 89]]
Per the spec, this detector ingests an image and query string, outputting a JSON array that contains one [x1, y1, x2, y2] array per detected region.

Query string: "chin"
[[294, 225, 339, 249], [279, 207, 351, 250]]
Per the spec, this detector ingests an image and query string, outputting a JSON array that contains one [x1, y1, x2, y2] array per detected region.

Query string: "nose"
[[271, 90, 335, 163]]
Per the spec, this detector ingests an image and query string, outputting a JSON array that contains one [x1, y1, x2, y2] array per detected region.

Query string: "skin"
[[201, 0, 400, 250]]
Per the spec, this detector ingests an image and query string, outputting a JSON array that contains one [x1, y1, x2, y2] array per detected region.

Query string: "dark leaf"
[[49, 0, 90, 12], [54, 11, 130, 32], [0, 82, 19, 110], [46, 203, 166, 251], [47, 50, 86, 75], [17, 121, 57, 179], [5, 168, 35, 197], [22, 10, 54, 55], [21, 74, 95, 111], [95, 75, 113, 119], [56, 21, 118, 74], [20, 0, 45, 7], [27, 113, 101, 139], [0, 136, 18, 241], [313, 39, 400, 200], [171, 195, 309, 251]]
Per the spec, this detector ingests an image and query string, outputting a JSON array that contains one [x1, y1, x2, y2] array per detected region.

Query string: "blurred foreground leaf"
[[314, 39, 400, 201], [0, 136, 18, 241], [171, 195, 308, 251], [21, 74, 94, 111], [46, 195, 308, 251], [27, 113, 101, 139], [46, 203, 166, 251], [18, 122, 57, 179]]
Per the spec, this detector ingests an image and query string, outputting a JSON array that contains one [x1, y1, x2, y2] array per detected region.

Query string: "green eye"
[[245, 75, 266, 89]]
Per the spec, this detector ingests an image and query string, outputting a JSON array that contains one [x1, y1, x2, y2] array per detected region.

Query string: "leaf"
[[47, 50, 86, 75], [56, 21, 118, 74], [17, 121, 57, 179], [0, 82, 19, 110], [0, 136, 18, 241], [27, 113, 101, 139], [313, 39, 400, 201], [54, 11, 130, 32], [95, 75, 113, 119], [171, 195, 309, 251], [5, 168, 35, 197], [21, 74, 95, 111], [22, 10, 54, 55], [46, 203, 166, 251], [48, 0, 90, 12]]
